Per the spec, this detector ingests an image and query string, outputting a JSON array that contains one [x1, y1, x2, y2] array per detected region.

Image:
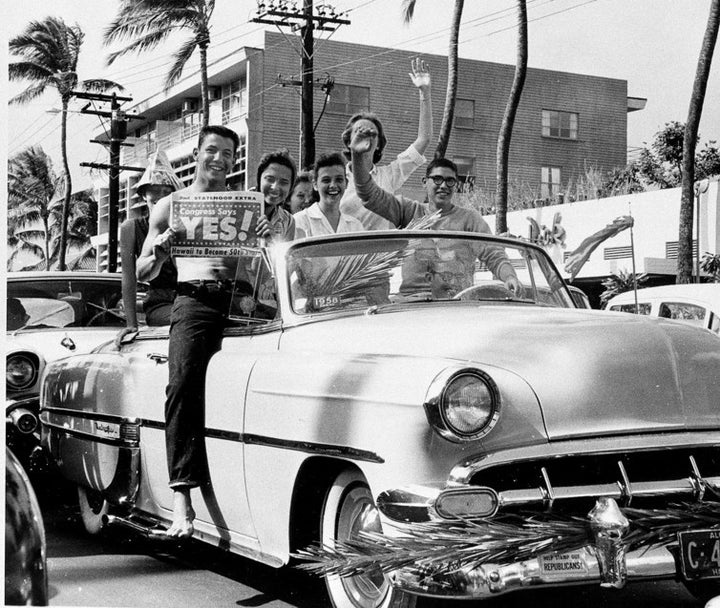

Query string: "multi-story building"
[[91, 30, 644, 270]]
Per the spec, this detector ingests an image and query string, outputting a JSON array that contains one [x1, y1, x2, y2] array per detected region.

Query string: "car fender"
[[241, 351, 546, 562]]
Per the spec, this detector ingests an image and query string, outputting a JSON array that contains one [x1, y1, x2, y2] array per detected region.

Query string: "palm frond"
[[295, 501, 720, 579], [165, 36, 198, 89], [401, 0, 417, 23], [8, 83, 49, 105], [8, 61, 53, 82], [80, 78, 125, 93], [105, 29, 172, 65]]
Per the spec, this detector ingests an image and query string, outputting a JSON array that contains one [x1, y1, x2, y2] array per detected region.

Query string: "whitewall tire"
[[320, 469, 416, 608]]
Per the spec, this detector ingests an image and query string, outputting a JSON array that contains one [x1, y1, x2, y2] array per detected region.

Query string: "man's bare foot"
[[166, 488, 195, 539]]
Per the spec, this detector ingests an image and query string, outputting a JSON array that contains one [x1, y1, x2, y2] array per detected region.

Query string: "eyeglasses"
[[425, 175, 458, 188]]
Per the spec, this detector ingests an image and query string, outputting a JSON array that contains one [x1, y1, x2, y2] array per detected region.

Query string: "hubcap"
[[340, 493, 390, 607]]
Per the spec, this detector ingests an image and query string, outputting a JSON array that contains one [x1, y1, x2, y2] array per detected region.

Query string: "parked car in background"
[[606, 284, 720, 335], [39, 231, 720, 607], [6, 271, 140, 472], [5, 448, 48, 606]]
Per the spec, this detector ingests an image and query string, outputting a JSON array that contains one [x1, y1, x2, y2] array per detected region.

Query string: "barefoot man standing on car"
[[137, 125, 273, 538]]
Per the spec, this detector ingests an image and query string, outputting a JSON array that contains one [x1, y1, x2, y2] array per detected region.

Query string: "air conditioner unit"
[[208, 86, 221, 101], [182, 98, 199, 113]]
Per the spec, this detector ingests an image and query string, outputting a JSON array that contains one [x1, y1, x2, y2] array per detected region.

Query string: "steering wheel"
[[453, 283, 516, 301]]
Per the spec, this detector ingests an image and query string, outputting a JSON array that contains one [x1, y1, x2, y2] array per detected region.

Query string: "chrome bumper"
[[391, 543, 676, 599]]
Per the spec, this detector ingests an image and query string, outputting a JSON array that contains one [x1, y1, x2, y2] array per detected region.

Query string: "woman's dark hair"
[[255, 148, 298, 195], [313, 152, 347, 176], [341, 111, 387, 164]]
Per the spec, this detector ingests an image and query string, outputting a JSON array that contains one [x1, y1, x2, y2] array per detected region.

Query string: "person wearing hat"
[[114, 150, 183, 348]]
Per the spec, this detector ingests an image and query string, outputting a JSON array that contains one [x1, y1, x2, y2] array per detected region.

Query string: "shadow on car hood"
[[283, 306, 720, 440]]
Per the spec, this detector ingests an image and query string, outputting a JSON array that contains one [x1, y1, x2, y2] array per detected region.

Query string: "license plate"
[[678, 529, 720, 580]]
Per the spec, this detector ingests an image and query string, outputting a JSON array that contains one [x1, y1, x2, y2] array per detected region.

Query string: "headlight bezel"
[[6, 353, 40, 393], [424, 366, 500, 443]]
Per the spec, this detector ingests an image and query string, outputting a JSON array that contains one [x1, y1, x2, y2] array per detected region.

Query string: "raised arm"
[[350, 128, 423, 228], [408, 58, 433, 156], [137, 196, 173, 283]]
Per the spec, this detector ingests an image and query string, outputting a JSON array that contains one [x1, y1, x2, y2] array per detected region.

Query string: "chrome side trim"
[[40, 410, 140, 448]]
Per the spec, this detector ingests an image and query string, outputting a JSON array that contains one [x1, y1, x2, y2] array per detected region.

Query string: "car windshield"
[[285, 232, 574, 315], [7, 278, 126, 330]]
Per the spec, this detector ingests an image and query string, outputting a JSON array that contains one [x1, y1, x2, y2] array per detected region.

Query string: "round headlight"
[[6, 354, 38, 392], [425, 368, 500, 442], [442, 373, 496, 436]]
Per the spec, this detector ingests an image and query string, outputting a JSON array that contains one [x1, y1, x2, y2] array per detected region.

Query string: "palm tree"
[[9, 16, 122, 271], [495, 0, 528, 235], [104, 0, 216, 128], [402, 0, 465, 158], [7, 146, 97, 271], [677, 0, 720, 283]]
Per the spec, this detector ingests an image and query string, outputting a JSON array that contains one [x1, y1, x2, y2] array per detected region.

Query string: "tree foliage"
[[9, 16, 121, 270], [7, 146, 97, 271], [599, 270, 648, 309], [104, 0, 216, 127], [637, 121, 720, 188]]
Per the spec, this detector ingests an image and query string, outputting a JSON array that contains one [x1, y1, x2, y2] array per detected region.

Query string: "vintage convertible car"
[[6, 271, 139, 472], [39, 231, 720, 607]]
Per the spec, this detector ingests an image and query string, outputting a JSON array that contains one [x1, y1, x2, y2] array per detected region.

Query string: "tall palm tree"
[[495, 0, 527, 234], [9, 16, 122, 271], [677, 0, 719, 283], [402, 0, 465, 158], [7, 146, 98, 271], [104, 0, 216, 128]]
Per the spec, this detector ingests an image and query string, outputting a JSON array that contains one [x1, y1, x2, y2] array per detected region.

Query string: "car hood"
[[282, 305, 720, 439], [6, 328, 119, 361]]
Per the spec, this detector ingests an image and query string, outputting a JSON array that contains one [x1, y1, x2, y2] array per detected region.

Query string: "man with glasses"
[[349, 127, 521, 296]]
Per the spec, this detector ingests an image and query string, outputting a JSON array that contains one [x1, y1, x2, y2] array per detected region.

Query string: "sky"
[[3, 0, 720, 192]]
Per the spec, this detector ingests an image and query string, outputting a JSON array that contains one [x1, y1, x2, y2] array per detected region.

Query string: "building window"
[[542, 110, 578, 139], [540, 166, 561, 198], [454, 98, 475, 129], [222, 78, 246, 124], [328, 84, 369, 115], [453, 155, 475, 190]]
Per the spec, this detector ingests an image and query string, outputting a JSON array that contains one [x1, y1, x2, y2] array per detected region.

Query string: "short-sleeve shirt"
[[294, 203, 365, 239], [339, 144, 425, 231]]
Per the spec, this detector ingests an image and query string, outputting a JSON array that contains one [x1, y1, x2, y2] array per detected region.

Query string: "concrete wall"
[[483, 178, 720, 281]]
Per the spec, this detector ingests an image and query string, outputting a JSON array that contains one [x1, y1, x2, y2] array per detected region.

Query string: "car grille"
[[469, 446, 720, 513]]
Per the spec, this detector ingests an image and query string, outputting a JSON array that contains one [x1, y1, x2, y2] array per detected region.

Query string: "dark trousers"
[[165, 293, 228, 488]]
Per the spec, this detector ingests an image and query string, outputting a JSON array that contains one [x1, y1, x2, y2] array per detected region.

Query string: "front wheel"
[[77, 485, 109, 535], [320, 470, 416, 608]]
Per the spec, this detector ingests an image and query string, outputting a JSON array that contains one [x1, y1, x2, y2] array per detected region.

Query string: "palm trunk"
[[677, 0, 719, 284], [495, 0, 528, 235], [58, 97, 72, 271], [199, 42, 210, 128], [435, 0, 464, 159], [43, 215, 50, 271]]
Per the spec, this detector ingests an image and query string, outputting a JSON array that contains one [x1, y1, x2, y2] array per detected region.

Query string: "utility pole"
[[252, 1, 350, 169], [77, 91, 144, 273]]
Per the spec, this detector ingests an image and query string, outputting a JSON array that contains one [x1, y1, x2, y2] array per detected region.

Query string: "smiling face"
[[260, 162, 294, 208], [426, 260, 468, 299], [314, 165, 347, 208], [193, 133, 236, 188], [424, 166, 458, 210], [290, 181, 314, 213]]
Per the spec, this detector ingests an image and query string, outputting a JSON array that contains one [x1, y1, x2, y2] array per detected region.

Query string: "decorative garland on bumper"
[[295, 499, 720, 586]]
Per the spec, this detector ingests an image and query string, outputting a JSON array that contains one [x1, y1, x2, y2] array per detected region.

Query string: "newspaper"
[[169, 191, 264, 257]]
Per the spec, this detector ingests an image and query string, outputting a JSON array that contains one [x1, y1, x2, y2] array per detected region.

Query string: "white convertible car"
[[39, 231, 720, 607]]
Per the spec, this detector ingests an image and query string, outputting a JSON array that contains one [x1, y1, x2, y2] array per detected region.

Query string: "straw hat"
[[133, 150, 183, 206]]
